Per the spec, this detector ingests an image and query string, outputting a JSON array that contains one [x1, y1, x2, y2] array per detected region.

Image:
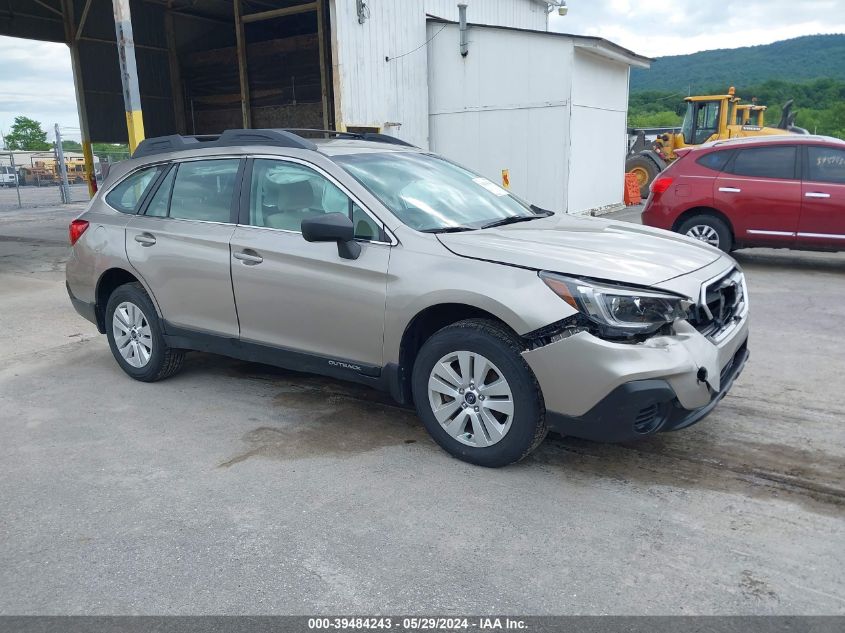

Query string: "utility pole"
[[54, 124, 72, 204], [113, 0, 145, 152]]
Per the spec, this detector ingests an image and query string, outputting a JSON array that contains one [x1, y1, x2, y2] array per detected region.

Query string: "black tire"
[[677, 214, 734, 252], [105, 282, 184, 382], [412, 318, 547, 468], [626, 154, 662, 199]]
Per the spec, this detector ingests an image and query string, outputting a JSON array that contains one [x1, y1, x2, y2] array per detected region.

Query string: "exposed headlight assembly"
[[539, 271, 693, 339]]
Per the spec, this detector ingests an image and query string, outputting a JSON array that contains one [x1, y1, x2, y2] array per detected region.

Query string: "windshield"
[[333, 152, 542, 232]]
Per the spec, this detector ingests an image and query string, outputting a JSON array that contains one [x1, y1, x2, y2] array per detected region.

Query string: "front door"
[[229, 157, 391, 369], [125, 158, 243, 337], [798, 144, 845, 249], [714, 144, 801, 247]]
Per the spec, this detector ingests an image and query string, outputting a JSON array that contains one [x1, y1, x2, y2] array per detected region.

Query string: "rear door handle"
[[719, 187, 742, 193], [134, 233, 156, 246], [233, 250, 263, 265], [805, 192, 831, 199]]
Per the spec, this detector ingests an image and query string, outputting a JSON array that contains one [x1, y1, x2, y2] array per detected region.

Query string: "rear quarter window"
[[105, 165, 164, 213], [695, 150, 734, 172]]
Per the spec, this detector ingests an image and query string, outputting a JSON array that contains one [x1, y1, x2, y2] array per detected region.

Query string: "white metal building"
[[331, 1, 650, 214]]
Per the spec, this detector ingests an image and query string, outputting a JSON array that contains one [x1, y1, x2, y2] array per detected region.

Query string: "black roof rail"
[[282, 128, 362, 139], [131, 127, 416, 159], [281, 128, 418, 148], [132, 128, 317, 159]]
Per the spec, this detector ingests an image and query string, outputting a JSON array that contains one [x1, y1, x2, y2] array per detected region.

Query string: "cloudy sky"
[[548, 0, 845, 57], [2, 0, 844, 143]]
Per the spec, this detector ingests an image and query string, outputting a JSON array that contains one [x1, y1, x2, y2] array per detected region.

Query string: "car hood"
[[436, 214, 724, 287]]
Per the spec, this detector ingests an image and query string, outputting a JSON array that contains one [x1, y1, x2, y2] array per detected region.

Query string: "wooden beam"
[[74, 0, 92, 41], [233, 0, 252, 127], [240, 1, 317, 24], [33, 0, 63, 17], [78, 35, 168, 52], [182, 34, 317, 68]]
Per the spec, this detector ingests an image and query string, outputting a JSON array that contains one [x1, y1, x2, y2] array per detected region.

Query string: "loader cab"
[[680, 96, 730, 146], [735, 104, 767, 128]]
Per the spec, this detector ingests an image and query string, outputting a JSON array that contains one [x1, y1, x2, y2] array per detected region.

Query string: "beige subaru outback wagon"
[[67, 129, 749, 467]]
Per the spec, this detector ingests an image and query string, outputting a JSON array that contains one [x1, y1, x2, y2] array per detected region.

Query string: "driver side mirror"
[[301, 212, 361, 260]]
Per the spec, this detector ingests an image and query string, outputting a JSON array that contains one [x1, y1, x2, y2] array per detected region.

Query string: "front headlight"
[[539, 271, 693, 338]]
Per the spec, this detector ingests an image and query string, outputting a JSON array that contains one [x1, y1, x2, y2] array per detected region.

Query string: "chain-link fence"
[[0, 147, 130, 211]]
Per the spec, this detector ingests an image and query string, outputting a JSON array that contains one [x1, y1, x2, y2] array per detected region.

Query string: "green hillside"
[[628, 35, 845, 139], [630, 34, 845, 93]]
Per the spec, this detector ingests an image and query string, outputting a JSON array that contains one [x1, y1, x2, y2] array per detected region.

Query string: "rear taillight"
[[650, 176, 674, 195], [69, 219, 89, 245]]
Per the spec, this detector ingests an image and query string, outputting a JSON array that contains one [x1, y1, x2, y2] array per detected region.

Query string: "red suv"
[[642, 135, 845, 252]]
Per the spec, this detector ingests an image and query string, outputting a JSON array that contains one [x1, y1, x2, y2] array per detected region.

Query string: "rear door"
[[125, 157, 243, 337], [798, 144, 845, 248], [714, 144, 800, 247], [229, 157, 391, 369]]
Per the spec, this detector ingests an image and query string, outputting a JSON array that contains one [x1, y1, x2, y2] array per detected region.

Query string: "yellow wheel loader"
[[626, 87, 808, 197]]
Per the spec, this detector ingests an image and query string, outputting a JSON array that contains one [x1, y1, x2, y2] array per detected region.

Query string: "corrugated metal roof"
[[426, 15, 653, 67]]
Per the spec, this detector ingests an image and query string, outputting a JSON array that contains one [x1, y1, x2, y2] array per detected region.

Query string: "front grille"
[[688, 269, 747, 339]]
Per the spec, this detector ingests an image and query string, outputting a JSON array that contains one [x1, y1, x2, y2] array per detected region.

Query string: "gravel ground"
[[0, 203, 843, 615]]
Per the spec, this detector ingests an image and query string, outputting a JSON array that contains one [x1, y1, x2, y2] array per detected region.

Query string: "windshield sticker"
[[472, 177, 509, 197]]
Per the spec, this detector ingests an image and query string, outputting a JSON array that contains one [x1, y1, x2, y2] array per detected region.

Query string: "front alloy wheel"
[[412, 318, 547, 467], [428, 351, 514, 448]]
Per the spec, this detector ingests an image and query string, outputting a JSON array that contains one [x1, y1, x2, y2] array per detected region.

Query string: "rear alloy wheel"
[[412, 319, 547, 467], [677, 214, 733, 252], [105, 282, 185, 382], [112, 301, 154, 368]]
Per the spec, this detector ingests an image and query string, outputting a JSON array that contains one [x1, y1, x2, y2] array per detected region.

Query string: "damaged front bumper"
[[522, 316, 749, 443]]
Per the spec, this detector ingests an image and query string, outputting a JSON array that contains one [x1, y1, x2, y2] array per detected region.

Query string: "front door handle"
[[805, 192, 831, 199], [719, 187, 742, 193], [233, 250, 263, 265], [134, 233, 156, 246]]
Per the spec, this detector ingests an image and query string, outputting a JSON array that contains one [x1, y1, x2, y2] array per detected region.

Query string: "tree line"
[[2, 115, 129, 161]]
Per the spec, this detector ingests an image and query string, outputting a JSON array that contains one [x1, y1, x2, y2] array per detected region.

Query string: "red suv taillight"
[[69, 219, 89, 245], [650, 176, 674, 195]]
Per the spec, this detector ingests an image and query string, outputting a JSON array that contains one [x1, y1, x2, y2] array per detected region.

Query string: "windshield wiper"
[[481, 210, 553, 230], [421, 225, 477, 233]]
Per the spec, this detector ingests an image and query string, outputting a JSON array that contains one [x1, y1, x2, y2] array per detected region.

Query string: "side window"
[[696, 150, 733, 172], [144, 166, 176, 217], [248, 159, 381, 240], [807, 146, 845, 185], [105, 165, 163, 213], [727, 146, 797, 180], [169, 159, 240, 223]]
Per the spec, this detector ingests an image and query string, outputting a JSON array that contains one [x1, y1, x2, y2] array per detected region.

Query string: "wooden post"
[[165, 3, 187, 134], [316, 0, 329, 128], [233, 0, 252, 128], [61, 0, 97, 196]]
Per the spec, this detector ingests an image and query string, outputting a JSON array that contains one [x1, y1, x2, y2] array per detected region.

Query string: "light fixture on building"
[[559, 1, 568, 16]]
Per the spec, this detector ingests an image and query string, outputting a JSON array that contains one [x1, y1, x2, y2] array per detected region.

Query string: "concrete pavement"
[[1, 204, 843, 614]]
